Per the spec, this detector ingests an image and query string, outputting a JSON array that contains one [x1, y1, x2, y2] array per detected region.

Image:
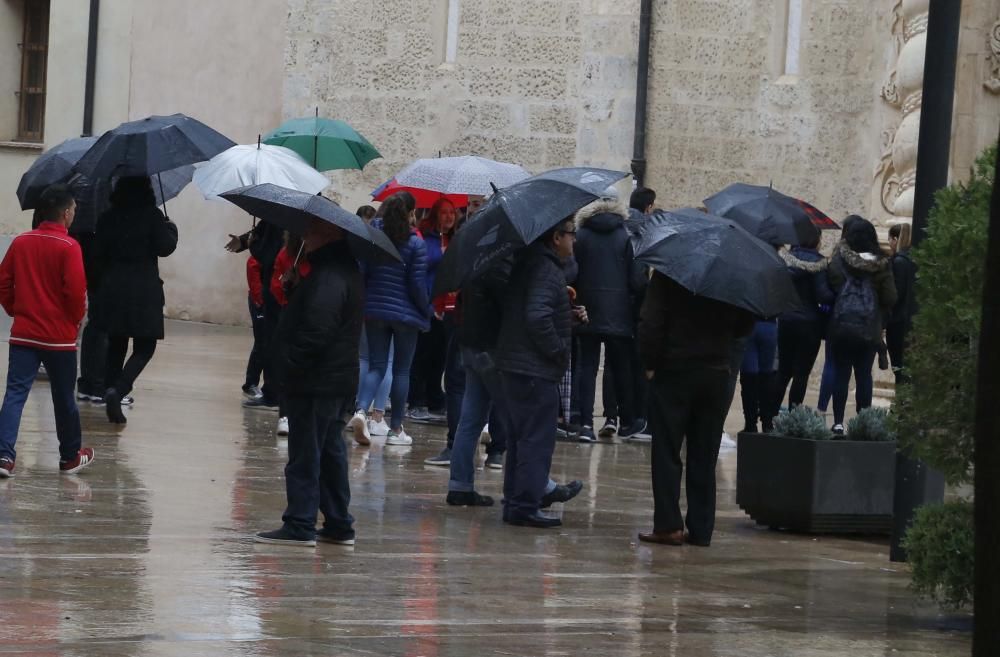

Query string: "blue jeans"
[[0, 345, 81, 462], [281, 395, 353, 540], [740, 321, 778, 374], [443, 327, 465, 447], [358, 329, 392, 412], [831, 340, 876, 425], [817, 340, 837, 412], [357, 320, 419, 430]]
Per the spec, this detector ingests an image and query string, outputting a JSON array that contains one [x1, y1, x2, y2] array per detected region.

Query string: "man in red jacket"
[[0, 184, 94, 478]]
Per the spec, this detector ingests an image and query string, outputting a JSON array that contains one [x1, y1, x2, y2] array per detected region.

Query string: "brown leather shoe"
[[638, 529, 685, 545]]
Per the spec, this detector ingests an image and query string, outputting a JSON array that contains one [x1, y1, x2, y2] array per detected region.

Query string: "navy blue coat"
[[363, 229, 431, 331]]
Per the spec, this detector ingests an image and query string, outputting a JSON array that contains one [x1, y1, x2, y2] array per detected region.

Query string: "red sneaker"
[[59, 448, 95, 474], [0, 456, 14, 478]]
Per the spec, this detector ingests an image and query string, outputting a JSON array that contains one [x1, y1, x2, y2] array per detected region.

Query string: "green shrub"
[[903, 500, 975, 609], [772, 406, 831, 441], [892, 144, 994, 483], [846, 407, 894, 442]]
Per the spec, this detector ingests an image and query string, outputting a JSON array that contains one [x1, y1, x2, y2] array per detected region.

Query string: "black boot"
[[105, 388, 127, 425], [759, 371, 778, 433], [740, 372, 759, 434]]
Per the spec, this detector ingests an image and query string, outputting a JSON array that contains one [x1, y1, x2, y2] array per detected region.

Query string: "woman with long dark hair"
[[93, 176, 178, 424], [349, 193, 430, 446], [887, 223, 916, 383], [826, 217, 896, 434]]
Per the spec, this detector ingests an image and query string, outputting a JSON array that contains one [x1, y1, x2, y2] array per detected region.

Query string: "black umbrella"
[[704, 183, 830, 246], [69, 165, 195, 234], [432, 166, 629, 295], [220, 183, 401, 263], [75, 114, 235, 179], [630, 208, 800, 319], [17, 137, 97, 210]]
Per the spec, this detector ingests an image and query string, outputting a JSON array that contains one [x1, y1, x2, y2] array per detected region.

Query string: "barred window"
[[17, 0, 49, 142]]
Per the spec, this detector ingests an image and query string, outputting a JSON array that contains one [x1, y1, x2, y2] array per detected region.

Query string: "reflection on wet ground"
[[0, 321, 971, 656]]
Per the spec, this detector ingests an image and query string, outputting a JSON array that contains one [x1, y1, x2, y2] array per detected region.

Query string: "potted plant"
[[736, 406, 896, 533]]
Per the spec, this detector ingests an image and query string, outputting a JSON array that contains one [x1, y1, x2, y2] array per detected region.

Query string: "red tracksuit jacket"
[[0, 221, 87, 351]]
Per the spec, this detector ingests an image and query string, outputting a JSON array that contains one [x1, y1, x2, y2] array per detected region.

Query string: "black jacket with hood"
[[889, 249, 917, 329], [779, 246, 834, 324], [826, 241, 898, 319], [493, 242, 573, 382], [573, 199, 647, 338], [276, 239, 363, 398]]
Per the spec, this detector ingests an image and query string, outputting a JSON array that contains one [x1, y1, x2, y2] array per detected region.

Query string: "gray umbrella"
[[221, 183, 401, 263], [17, 137, 97, 210], [630, 208, 800, 319]]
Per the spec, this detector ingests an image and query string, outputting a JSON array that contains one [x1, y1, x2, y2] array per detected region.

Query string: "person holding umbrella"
[[92, 177, 179, 424], [255, 216, 364, 547]]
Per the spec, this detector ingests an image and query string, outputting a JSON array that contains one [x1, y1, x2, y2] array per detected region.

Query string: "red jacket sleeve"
[[62, 242, 87, 325], [0, 244, 15, 317], [247, 256, 264, 307], [270, 249, 290, 306]]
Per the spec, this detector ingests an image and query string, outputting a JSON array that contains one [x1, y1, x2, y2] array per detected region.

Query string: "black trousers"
[[77, 315, 107, 397], [831, 339, 876, 425], [409, 317, 447, 411], [501, 371, 559, 517], [578, 334, 635, 428], [885, 321, 908, 385], [105, 336, 157, 397], [281, 395, 354, 540], [259, 308, 281, 406], [443, 326, 465, 448], [244, 295, 267, 389], [775, 320, 824, 409], [649, 367, 729, 543], [601, 336, 647, 422]]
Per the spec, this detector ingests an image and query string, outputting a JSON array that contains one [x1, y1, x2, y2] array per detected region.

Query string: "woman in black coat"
[[93, 177, 178, 424]]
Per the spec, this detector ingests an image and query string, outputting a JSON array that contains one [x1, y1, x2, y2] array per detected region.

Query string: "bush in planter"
[[891, 143, 993, 610], [846, 407, 894, 442], [902, 500, 974, 609], [772, 406, 831, 441]]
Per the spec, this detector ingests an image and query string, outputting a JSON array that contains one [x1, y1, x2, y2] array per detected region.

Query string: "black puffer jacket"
[[573, 199, 647, 337], [456, 257, 511, 351], [779, 246, 834, 324], [92, 204, 178, 339], [276, 240, 363, 398], [639, 272, 755, 372], [493, 243, 573, 382], [827, 241, 897, 318]]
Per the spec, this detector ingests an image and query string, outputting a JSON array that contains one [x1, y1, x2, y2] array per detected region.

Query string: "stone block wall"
[[283, 0, 640, 209]]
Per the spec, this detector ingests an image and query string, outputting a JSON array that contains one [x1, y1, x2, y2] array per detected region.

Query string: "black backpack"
[[829, 272, 882, 345]]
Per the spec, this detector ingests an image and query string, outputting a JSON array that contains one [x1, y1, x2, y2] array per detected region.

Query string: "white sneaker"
[[368, 417, 390, 437], [720, 432, 737, 449], [479, 423, 491, 445], [386, 428, 413, 446], [349, 411, 370, 445], [277, 417, 289, 436]]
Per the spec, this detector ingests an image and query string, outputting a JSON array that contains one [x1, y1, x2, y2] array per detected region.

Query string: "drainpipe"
[[630, 0, 653, 187], [81, 0, 100, 136]]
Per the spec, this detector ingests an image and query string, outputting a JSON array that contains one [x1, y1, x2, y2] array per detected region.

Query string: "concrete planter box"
[[736, 432, 896, 534]]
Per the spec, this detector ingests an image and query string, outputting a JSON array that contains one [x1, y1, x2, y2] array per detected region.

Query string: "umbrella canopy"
[[630, 208, 800, 319], [432, 167, 629, 295], [220, 183, 401, 264], [74, 113, 236, 179], [193, 143, 329, 201], [68, 165, 194, 234], [371, 178, 468, 208], [262, 116, 380, 171], [393, 156, 530, 196], [17, 137, 97, 210], [704, 183, 835, 246]]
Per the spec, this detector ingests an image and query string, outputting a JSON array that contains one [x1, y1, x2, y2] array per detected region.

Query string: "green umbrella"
[[262, 110, 380, 171]]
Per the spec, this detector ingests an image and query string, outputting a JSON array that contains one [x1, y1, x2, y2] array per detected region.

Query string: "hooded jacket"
[[362, 224, 431, 331], [276, 240, 363, 398], [889, 249, 917, 329], [827, 241, 897, 318], [492, 243, 573, 382], [572, 199, 647, 337], [0, 222, 87, 351], [779, 246, 834, 324]]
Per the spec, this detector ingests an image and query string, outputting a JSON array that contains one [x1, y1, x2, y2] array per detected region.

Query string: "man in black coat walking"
[[494, 217, 583, 528], [255, 218, 363, 547]]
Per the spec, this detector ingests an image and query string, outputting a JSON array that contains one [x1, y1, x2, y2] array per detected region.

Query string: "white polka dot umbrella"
[[393, 156, 530, 196]]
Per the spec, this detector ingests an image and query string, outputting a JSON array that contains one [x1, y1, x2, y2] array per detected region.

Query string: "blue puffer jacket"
[[363, 227, 431, 331], [423, 230, 445, 298]]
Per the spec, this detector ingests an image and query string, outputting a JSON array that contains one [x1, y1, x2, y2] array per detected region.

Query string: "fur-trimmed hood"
[[780, 247, 828, 273], [836, 240, 890, 273], [575, 198, 629, 233]]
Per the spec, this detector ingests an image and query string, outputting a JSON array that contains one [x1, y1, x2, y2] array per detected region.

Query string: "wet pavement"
[[0, 321, 971, 656]]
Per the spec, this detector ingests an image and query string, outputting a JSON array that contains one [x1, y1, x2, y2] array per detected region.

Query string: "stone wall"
[[283, 0, 640, 210]]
